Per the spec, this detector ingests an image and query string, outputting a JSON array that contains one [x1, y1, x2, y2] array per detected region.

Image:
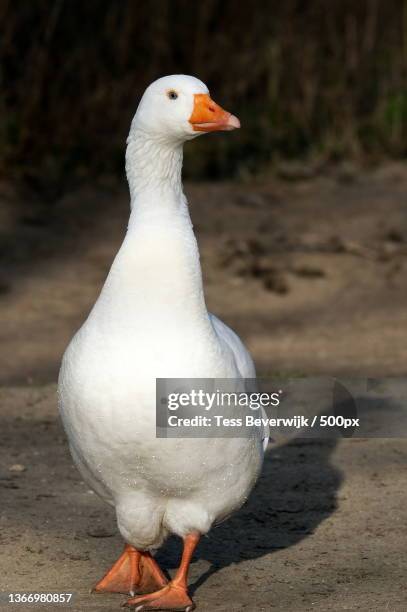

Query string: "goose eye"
[[167, 90, 178, 100]]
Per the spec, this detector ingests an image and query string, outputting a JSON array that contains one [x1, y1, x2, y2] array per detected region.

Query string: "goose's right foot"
[[93, 544, 168, 595], [123, 582, 195, 611]]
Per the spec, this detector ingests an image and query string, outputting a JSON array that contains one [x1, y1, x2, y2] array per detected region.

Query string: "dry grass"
[[1, 0, 406, 189]]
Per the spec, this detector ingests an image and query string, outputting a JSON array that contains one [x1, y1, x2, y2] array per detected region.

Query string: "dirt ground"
[[1, 163, 407, 611]]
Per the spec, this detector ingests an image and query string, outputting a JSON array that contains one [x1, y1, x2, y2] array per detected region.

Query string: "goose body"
[[58, 75, 267, 610]]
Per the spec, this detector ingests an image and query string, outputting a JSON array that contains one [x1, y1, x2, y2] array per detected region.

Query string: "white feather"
[[58, 75, 266, 551]]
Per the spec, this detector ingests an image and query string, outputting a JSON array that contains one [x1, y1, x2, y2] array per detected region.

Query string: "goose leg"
[[123, 532, 199, 611], [93, 544, 168, 595]]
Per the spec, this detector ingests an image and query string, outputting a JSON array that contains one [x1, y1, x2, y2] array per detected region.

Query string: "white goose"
[[58, 75, 267, 611]]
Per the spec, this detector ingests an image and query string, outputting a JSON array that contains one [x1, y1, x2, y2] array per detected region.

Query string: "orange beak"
[[189, 93, 240, 132]]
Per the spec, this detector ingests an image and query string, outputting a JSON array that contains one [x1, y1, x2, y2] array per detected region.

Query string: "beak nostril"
[[208, 106, 216, 113]]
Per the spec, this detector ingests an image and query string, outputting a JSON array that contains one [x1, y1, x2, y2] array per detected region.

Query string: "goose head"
[[130, 75, 240, 143]]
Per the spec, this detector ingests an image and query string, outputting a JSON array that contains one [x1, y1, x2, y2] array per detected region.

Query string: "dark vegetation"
[[1, 0, 406, 192]]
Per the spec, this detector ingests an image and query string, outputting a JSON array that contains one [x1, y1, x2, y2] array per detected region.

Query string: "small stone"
[[25, 545, 43, 554], [69, 553, 90, 561], [9, 463, 26, 473]]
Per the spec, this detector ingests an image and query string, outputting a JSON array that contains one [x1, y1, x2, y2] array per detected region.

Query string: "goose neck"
[[126, 128, 184, 204]]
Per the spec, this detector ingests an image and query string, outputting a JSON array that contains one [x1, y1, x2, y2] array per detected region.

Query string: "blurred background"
[[1, 0, 407, 383], [1, 0, 407, 186]]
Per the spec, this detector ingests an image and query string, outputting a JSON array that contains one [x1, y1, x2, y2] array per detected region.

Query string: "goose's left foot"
[[93, 544, 167, 595], [123, 532, 199, 611]]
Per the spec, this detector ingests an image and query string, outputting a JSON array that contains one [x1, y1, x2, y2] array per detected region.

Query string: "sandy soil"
[[1, 163, 407, 610]]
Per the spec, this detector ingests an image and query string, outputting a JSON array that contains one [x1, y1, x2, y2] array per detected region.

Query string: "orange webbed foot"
[[93, 545, 167, 595], [123, 582, 195, 611], [138, 553, 168, 595]]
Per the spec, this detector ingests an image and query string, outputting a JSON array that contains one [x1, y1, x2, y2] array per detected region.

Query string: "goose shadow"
[[155, 436, 342, 593]]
